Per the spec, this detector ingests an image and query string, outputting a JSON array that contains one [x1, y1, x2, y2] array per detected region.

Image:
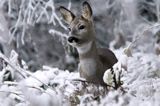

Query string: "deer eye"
[[79, 25, 85, 30]]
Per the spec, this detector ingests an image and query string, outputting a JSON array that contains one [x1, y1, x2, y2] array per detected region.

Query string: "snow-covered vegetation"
[[0, 0, 160, 106]]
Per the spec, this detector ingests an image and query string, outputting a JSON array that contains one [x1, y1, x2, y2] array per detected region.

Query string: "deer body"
[[59, 1, 118, 85], [78, 41, 117, 84]]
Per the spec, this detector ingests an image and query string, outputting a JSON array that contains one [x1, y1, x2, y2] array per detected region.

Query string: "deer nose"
[[68, 37, 79, 43]]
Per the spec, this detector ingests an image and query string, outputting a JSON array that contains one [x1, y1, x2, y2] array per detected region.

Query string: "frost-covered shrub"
[[0, 43, 160, 105]]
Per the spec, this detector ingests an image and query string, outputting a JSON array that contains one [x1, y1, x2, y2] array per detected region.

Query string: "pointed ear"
[[81, 1, 92, 20], [59, 6, 75, 24]]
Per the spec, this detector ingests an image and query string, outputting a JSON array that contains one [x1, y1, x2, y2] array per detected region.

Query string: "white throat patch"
[[77, 41, 93, 54]]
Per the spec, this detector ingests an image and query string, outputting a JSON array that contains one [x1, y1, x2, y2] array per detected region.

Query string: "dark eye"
[[79, 25, 85, 30], [68, 27, 71, 31]]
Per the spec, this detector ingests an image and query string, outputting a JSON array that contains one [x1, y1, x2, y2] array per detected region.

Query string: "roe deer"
[[59, 1, 118, 85]]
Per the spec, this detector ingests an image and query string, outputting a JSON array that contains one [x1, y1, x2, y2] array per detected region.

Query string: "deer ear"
[[59, 6, 75, 24], [81, 1, 92, 20]]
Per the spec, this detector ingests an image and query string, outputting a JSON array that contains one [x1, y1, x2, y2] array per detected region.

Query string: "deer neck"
[[77, 41, 99, 60]]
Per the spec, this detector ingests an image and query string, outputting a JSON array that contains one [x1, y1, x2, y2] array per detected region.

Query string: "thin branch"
[[49, 29, 68, 38], [0, 52, 55, 92], [128, 23, 160, 50], [155, 0, 160, 22], [0, 91, 25, 101], [2, 81, 54, 97], [0, 53, 26, 78]]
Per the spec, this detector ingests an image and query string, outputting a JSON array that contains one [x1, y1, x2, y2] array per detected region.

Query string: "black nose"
[[68, 37, 79, 43]]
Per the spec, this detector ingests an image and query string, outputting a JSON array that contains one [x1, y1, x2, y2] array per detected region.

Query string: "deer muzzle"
[[68, 37, 79, 43]]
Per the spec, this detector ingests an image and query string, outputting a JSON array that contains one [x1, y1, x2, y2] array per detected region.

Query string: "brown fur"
[[59, 1, 118, 85]]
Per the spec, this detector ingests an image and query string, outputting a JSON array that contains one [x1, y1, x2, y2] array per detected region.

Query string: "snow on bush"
[[0, 45, 160, 106]]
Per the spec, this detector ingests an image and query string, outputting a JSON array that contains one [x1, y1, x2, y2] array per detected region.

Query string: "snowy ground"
[[0, 46, 160, 106]]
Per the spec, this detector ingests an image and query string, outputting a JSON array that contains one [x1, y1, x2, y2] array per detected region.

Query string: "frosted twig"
[[21, 16, 26, 45], [7, 0, 68, 47], [9, 0, 25, 44], [1, 81, 54, 97], [0, 52, 26, 78], [0, 91, 25, 101], [54, 13, 68, 30], [0, 52, 55, 92], [71, 78, 87, 83], [128, 23, 160, 50], [0, 90, 22, 95], [3, 81, 18, 85], [68, 0, 72, 10], [49, 29, 68, 38], [155, 0, 160, 22], [8, 0, 12, 16]]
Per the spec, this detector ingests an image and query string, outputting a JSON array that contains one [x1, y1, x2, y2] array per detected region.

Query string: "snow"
[[103, 69, 114, 86], [0, 49, 160, 106]]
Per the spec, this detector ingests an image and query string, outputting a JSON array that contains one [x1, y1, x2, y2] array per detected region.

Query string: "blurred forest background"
[[0, 0, 160, 105], [0, 0, 160, 72]]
